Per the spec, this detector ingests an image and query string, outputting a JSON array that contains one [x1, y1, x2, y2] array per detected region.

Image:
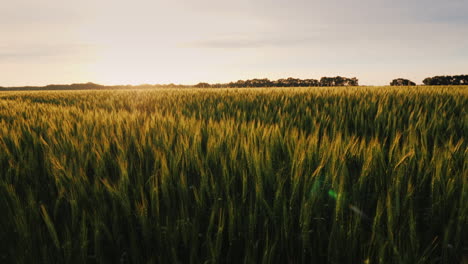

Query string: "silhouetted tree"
[[320, 76, 358, 86], [423, 75, 468, 85], [390, 78, 416, 86], [304, 79, 320, 86]]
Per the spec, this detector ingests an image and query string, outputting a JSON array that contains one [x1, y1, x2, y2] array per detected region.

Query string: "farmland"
[[0, 86, 467, 263]]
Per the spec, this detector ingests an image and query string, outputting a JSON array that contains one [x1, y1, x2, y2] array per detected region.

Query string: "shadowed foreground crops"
[[0, 86, 466, 263]]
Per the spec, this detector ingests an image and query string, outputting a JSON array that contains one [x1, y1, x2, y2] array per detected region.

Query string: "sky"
[[1, 0, 467, 86]]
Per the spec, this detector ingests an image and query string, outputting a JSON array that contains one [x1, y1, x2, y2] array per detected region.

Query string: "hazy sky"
[[1, 0, 467, 86]]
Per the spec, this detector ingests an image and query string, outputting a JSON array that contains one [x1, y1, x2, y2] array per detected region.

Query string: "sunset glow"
[[1, 0, 467, 86]]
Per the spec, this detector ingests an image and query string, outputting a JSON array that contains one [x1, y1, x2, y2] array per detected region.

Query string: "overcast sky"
[[1, 0, 467, 86]]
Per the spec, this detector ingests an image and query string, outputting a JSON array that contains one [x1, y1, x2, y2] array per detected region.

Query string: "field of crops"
[[0, 86, 466, 263]]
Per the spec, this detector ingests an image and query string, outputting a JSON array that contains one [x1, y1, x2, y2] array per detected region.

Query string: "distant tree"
[[320, 76, 358, 86], [390, 78, 416, 86], [422, 77, 432, 85], [320, 77, 334, 86], [240, 78, 273, 87], [276, 78, 288, 87], [283, 78, 298, 87], [453, 75, 468, 85], [347, 77, 359, 86], [195, 82, 211, 88], [423, 75, 468, 85], [303, 79, 320, 87], [234, 80, 246, 88]]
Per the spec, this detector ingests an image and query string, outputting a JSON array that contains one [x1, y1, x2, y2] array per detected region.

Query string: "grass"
[[0, 86, 466, 263]]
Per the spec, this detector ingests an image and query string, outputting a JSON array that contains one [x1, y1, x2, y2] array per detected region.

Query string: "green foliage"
[[0, 86, 466, 263]]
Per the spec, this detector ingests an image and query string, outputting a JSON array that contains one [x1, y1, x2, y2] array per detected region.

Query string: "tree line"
[[422, 75, 468, 85], [1, 75, 467, 91], [195, 76, 359, 88]]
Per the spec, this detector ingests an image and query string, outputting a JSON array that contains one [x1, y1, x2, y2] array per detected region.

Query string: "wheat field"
[[0, 86, 466, 263]]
